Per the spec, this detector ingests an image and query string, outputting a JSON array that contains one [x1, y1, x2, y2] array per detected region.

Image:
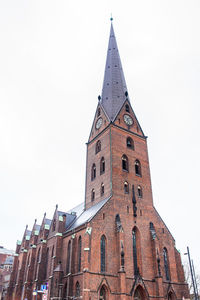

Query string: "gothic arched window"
[[96, 140, 101, 154], [66, 240, 71, 274], [100, 157, 105, 174], [78, 236, 82, 272], [91, 189, 95, 202], [122, 155, 129, 172], [97, 107, 101, 117], [37, 247, 41, 263], [124, 181, 129, 194], [135, 160, 142, 176], [132, 228, 138, 275], [163, 248, 170, 281], [127, 137, 134, 150], [137, 186, 142, 198], [100, 235, 106, 272], [75, 281, 80, 297], [100, 286, 107, 300], [101, 183, 104, 196], [91, 164, 96, 181], [52, 219, 56, 232], [125, 104, 130, 112]]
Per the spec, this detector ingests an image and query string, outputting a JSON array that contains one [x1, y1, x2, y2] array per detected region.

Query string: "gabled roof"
[[65, 197, 110, 232], [100, 22, 129, 121]]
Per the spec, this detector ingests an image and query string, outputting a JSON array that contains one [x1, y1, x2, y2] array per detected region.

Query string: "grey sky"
[[0, 0, 199, 272]]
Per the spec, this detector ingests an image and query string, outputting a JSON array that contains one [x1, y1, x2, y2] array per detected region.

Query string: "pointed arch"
[[137, 185, 142, 198], [127, 137, 134, 150], [91, 163, 96, 181], [132, 227, 142, 276], [75, 281, 81, 297], [66, 240, 71, 274], [101, 183, 104, 196], [167, 290, 176, 300], [91, 189, 95, 201], [96, 140, 101, 154], [100, 157, 105, 174], [135, 160, 142, 176], [125, 104, 130, 113], [77, 236, 82, 272], [124, 181, 129, 194], [99, 285, 108, 300], [163, 247, 170, 281], [100, 235, 106, 272], [122, 154, 129, 172], [133, 285, 147, 300]]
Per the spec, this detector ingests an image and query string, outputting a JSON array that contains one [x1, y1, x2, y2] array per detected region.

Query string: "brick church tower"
[[7, 22, 189, 300]]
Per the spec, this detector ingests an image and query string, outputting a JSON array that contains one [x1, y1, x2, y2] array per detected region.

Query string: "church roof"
[[100, 22, 129, 121], [65, 197, 110, 232]]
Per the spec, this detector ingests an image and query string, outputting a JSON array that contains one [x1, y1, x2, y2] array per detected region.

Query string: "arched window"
[[122, 155, 129, 172], [101, 183, 104, 196], [135, 160, 141, 176], [91, 189, 95, 201], [75, 281, 80, 297], [100, 235, 106, 272], [163, 248, 170, 281], [78, 237, 82, 272], [100, 286, 107, 300], [91, 164, 96, 181], [137, 186, 142, 198], [97, 107, 101, 117], [127, 137, 134, 149], [124, 181, 129, 194], [37, 248, 41, 263], [125, 104, 130, 112], [96, 140, 101, 154], [100, 157, 105, 174], [66, 240, 71, 274], [132, 229, 138, 275]]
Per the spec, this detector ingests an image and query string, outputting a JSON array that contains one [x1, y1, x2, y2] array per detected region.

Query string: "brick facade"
[[6, 23, 189, 300]]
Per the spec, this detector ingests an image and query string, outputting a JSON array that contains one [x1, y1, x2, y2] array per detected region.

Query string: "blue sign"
[[41, 285, 47, 291]]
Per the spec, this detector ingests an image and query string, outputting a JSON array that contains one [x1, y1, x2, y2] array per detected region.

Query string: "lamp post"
[[184, 246, 198, 300]]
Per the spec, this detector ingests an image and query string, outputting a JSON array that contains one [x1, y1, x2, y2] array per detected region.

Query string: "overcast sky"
[[0, 0, 199, 273]]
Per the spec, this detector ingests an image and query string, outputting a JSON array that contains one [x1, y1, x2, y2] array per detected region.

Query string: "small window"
[[91, 189, 95, 202], [97, 107, 101, 117], [52, 219, 56, 232], [95, 140, 101, 154], [125, 104, 130, 112], [91, 164, 96, 181], [124, 181, 129, 194], [135, 160, 141, 176], [127, 206, 129, 213], [101, 183, 104, 196], [127, 137, 134, 150], [137, 186, 142, 198], [100, 157, 105, 175], [122, 155, 129, 172], [75, 281, 80, 297]]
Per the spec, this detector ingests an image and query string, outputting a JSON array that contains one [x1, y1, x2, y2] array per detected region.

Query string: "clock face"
[[123, 114, 133, 126], [96, 117, 103, 129]]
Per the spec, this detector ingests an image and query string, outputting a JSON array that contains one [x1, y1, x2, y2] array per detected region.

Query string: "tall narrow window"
[[75, 281, 80, 298], [125, 104, 130, 112], [95, 140, 101, 154], [132, 229, 138, 276], [122, 155, 129, 172], [100, 157, 105, 174], [66, 240, 71, 274], [100, 286, 106, 300], [124, 181, 129, 194], [52, 219, 56, 231], [78, 237, 82, 272], [37, 248, 41, 263], [137, 186, 142, 198], [100, 235, 106, 272], [127, 137, 134, 150], [135, 160, 141, 176], [91, 164, 96, 181], [163, 248, 170, 281], [91, 189, 95, 201], [45, 248, 49, 279], [101, 183, 104, 196], [97, 107, 101, 117]]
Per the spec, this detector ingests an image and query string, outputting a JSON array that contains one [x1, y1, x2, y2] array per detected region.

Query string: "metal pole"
[[187, 247, 198, 300], [192, 259, 199, 300]]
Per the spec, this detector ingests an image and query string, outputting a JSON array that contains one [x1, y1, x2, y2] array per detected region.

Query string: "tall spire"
[[101, 22, 128, 121]]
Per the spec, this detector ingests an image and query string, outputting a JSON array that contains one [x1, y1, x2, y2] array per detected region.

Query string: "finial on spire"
[[110, 14, 113, 22]]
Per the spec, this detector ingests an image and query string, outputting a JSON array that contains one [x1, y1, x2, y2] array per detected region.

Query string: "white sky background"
[[0, 0, 199, 273]]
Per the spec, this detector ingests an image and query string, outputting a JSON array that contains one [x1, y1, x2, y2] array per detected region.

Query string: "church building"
[[6, 22, 189, 300]]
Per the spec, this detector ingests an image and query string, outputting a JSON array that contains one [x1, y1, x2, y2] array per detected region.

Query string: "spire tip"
[[110, 14, 113, 22]]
